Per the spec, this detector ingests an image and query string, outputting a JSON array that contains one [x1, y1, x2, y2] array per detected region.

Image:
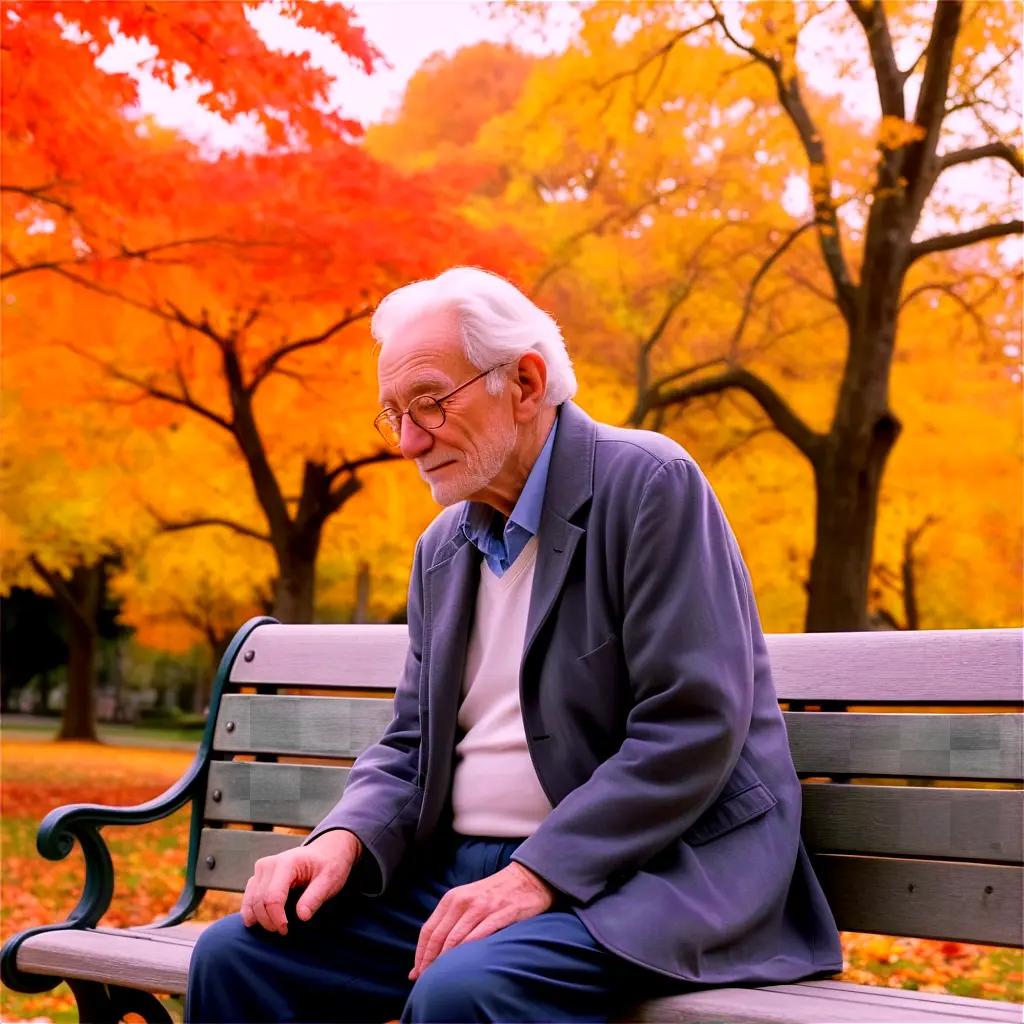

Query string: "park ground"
[[1, 734, 1021, 1022]]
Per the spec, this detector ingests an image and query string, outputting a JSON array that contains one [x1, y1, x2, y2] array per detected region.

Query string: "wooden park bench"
[[3, 618, 1022, 1023]]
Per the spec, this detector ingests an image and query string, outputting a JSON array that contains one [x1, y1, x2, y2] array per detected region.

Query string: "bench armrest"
[[37, 753, 209, 929], [1, 616, 279, 996], [1, 757, 209, 995]]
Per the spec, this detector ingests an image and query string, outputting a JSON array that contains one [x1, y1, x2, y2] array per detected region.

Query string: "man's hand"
[[241, 829, 363, 934], [409, 862, 554, 980]]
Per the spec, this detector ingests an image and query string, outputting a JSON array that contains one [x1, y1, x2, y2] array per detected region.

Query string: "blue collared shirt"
[[457, 419, 558, 577]]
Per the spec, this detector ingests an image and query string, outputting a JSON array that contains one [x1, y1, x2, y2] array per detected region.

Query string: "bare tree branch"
[[247, 307, 373, 394], [899, 279, 992, 339], [728, 220, 816, 355], [906, 219, 1023, 267], [711, 5, 856, 320], [648, 366, 824, 460], [847, 0, 905, 118], [29, 557, 95, 633], [899, 42, 930, 83], [944, 46, 1018, 115], [592, 16, 718, 92], [324, 450, 401, 488], [641, 288, 692, 357], [1, 182, 74, 212], [61, 338, 234, 433], [0, 235, 241, 282], [785, 267, 837, 305], [148, 510, 271, 544], [530, 181, 685, 298], [708, 425, 773, 466], [901, 1, 962, 200], [937, 141, 1023, 177], [647, 357, 730, 397]]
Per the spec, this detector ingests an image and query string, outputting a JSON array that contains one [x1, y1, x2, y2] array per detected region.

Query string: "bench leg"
[[67, 979, 173, 1024]]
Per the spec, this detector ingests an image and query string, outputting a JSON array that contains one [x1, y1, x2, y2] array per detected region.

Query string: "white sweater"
[[450, 536, 553, 837]]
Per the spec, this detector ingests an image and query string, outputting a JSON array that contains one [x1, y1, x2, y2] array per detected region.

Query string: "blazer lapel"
[[422, 536, 480, 795], [523, 401, 596, 664], [524, 514, 583, 662]]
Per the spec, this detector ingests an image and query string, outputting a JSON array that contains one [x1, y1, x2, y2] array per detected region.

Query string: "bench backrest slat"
[[787, 712, 1022, 780], [196, 829, 301, 891], [203, 757, 1022, 864], [229, 624, 408, 688], [227, 627, 1024, 701], [213, 696, 1024, 779], [205, 761, 351, 829], [815, 855, 1023, 947], [802, 785, 1023, 863], [212, 695, 394, 757], [766, 629, 1022, 702]]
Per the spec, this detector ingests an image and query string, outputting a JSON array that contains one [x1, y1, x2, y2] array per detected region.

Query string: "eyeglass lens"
[[377, 396, 446, 445]]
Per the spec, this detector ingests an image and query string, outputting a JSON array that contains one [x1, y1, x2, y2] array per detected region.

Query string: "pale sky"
[[100, 2, 578, 150]]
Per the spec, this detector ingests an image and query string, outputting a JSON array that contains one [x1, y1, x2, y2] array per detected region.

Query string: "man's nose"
[[399, 415, 434, 459]]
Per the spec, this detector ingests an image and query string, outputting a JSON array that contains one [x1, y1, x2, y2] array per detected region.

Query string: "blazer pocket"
[[576, 632, 619, 665], [684, 781, 778, 846]]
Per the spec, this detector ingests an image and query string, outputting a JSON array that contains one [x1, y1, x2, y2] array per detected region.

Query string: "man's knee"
[[190, 913, 253, 979], [187, 914, 272, 1023], [403, 945, 515, 1023]]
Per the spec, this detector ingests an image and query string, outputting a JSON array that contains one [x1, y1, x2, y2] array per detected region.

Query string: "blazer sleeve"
[[303, 537, 427, 894], [512, 457, 758, 904]]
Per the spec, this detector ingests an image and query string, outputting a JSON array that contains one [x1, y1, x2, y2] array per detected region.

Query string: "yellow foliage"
[[877, 115, 927, 151]]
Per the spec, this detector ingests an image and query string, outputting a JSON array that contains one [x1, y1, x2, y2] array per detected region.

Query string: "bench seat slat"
[[15, 924, 209, 994], [16, 929, 1021, 1022], [816, 854, 1023, 947], [786, 713, 1022, 780], [799, 978, 1023, 1010], [634, 979, 1024, 1022], [802, 785, 1023, 862], [205, 761, 350, 827], [213, 695, 393, 757], [17, 929, 1020, 1023]]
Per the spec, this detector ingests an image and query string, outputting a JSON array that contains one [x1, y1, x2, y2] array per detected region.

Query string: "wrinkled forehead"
[[376, 307, 470, 404]]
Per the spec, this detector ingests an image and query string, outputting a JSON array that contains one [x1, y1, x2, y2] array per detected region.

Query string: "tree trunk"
[[354, 561, 371, 623], [271, 526, 323, 623], [56, 564, 102, 741], [805, 415, 901, 632]]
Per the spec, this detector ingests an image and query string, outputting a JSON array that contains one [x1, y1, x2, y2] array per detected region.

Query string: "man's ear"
[[513, 351, 548, 422]]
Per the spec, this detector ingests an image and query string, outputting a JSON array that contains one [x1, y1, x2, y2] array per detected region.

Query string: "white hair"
[[370, 267, 577, 405]]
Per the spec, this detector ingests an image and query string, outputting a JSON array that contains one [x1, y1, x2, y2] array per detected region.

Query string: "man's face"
[[376, 310, 517, 507]]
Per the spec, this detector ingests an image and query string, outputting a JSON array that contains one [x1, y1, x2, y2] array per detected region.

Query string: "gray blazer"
[[310, 401, 843, 984]]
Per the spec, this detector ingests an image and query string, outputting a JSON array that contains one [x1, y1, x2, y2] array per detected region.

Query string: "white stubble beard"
[[418, 420, 518, 507]]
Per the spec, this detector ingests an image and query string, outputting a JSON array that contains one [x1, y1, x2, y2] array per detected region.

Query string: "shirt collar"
[[458, 416, 558, 545]]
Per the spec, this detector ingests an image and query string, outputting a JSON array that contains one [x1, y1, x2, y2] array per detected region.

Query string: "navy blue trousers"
[[186, 835, 662, 1023]]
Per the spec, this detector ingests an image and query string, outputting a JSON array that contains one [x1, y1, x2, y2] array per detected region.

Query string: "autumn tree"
[[440, 0, 1022, 630], [1, 0, 379, 278], [3, 2, 532, 624], [0, 367, 149, 740]]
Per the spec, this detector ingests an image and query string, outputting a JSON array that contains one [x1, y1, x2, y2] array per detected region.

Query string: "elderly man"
[[186, 268, 842, 1023]]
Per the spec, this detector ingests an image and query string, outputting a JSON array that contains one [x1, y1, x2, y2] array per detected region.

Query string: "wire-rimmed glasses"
[[373, 362, 511, 447]]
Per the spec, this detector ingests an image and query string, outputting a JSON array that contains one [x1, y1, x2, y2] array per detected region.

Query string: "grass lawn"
[[3, 717, 202, 747], [0, 737, 1020, 1022]]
